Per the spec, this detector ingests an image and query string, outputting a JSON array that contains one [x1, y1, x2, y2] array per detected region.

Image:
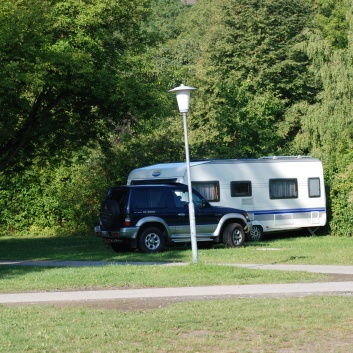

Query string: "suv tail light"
[[124, 216, 131, 226]]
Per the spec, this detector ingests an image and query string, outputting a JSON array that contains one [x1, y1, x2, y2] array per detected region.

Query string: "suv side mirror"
[[195, 199, 207, 208]]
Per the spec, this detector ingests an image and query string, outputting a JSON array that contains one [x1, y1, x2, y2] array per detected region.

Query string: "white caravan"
[[127, 157, 327, 240]]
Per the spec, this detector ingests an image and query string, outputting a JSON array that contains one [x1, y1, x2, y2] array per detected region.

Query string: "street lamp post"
[[169, 84, 198, 264]]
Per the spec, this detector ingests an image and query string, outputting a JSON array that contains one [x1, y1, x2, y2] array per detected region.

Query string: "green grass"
[[0, 263, 324, 293], [1, 232, 352, 265], [1, 233, 352, 353], [0, 233, 352, 292], [1, 296, 352, 353]]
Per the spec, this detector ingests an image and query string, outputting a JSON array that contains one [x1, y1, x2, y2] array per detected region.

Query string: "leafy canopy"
[[0, 0, 149, 170]]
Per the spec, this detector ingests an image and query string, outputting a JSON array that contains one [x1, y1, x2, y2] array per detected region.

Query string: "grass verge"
[[3, 233, 350, 292], [1, 296, 352, 353], [0, 263, 325, 293], [1, 233, 353, 265], [0, 233, 352, 352]]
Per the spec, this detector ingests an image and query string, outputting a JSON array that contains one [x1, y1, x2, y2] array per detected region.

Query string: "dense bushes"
[[0, 149, 113, 236], [329, 153, 353, 237]]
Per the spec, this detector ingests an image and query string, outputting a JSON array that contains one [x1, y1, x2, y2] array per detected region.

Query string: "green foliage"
[[163, 0, 318, 158], [110, 116, 186, 180], [328, 153, 353, 236], [287, 2, 353, 235], [0, 0, 165, 235], [289, 39, 353, 160], [141, 0, 188, 43], [1, 0, 352, 236], [0, 0, 150, 169], [0, 148, 112, 235], [310, 0, 350, 49]]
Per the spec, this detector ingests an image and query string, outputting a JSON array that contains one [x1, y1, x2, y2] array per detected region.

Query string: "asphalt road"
[[1, 262, 353, 304]]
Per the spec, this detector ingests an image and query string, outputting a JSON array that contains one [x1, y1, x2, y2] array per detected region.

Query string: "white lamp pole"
[[169, 84, 198, 264]]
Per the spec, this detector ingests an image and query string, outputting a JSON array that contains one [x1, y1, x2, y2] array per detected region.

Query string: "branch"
[[0, 87, 71, 170]]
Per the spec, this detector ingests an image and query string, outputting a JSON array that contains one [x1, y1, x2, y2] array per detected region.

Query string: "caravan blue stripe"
[[253, 208, 326, 216]]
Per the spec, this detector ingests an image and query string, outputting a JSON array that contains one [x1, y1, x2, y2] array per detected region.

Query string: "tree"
[[287, 0, 352, 162], [288, 1, 353, 235], [309, 0, 350, 49], [155, 0, 318, 158], [0, 0, 150, 170]]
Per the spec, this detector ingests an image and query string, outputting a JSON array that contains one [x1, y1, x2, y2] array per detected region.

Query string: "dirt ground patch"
[[47, 291, 352, 311], [326, 273, 353, 282]]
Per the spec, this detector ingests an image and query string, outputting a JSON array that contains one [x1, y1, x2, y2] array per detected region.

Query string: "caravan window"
[[230, 181, 252, 197], [192, 181, 220, 202], [269, 179, 298, 199], [308, 178, 321, 198]]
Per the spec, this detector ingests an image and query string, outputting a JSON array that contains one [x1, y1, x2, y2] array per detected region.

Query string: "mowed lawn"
[[0, 233, 352, 352]]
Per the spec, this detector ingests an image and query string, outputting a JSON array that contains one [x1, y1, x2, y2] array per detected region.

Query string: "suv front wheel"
[[223, 223, 245, 248], [138, 227, 165, 253]]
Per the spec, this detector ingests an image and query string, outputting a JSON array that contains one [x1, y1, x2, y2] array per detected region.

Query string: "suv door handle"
[[178, 213, 186, 216]]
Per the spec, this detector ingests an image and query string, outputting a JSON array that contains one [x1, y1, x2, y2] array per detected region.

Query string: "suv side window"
[[132, 188, 167, 209], [150, 189, 167, 208], [172, 189, 205, 208]]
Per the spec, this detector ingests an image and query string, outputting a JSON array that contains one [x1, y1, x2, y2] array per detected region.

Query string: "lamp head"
[[169, 84, 197, 113]]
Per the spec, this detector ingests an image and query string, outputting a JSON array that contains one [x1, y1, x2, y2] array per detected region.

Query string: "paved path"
[[0, 260, 185, 267], [1, 282, 352, 304], [221, 264, 353, 274], [2, 260, 353, 274], [1, 261, 353, 304]]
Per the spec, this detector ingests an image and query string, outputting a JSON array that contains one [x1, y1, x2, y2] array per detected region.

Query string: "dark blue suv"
[[95, 184, 251, 253]]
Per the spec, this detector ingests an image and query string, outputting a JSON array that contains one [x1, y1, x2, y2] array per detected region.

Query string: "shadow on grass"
[[0, 265, 47, 285], [0, 229, 324, 263], [0, 235, 190, 263], [246, 228, 328, 248], [0, 236, 193, 290]]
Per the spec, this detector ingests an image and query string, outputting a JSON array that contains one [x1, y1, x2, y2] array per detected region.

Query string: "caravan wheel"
[[247, 225, 263, 242]]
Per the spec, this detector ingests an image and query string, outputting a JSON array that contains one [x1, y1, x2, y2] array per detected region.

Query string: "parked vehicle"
[[127, 156, 327, 241], [95, 184, 251, 253]]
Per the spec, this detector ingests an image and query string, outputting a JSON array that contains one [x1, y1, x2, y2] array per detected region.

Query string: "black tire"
[[138, 227, 165, 253], [110, 243, 135, 253], [223, 223, 245, 248], [100, 198, 120, 230], [247, 225, 263, 242]]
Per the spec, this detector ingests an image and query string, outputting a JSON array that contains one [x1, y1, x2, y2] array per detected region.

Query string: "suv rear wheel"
[[223, 223, 245, 248], [138, 227, 165, 253]]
